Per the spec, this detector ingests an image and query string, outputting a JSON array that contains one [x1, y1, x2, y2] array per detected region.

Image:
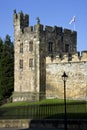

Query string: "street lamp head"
[[62, 72, 68, 81]]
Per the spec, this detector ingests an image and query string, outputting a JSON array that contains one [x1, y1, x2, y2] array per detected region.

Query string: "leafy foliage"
[[0, 35, 14, 100]]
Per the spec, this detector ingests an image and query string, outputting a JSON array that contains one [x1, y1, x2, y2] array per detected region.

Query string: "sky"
[[0, 0, 87, 52]]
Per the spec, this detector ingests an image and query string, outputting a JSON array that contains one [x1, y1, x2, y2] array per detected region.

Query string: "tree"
[[0, 38, 3, 99], [0, 35, 14, 100], [0, 38, 3, 59]]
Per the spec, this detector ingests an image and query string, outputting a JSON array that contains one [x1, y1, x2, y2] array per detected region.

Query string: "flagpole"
[[74, 21, 75, 30], [69, 16, 76, 31]]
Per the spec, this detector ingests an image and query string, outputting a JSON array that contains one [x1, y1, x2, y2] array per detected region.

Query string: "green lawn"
[[0, 99, 87, 120], [1, 99, 65, 107], [1, 98, 84, 107]]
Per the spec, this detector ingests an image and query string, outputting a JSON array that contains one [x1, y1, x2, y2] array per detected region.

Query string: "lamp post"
[[62, 72, 68, 130]]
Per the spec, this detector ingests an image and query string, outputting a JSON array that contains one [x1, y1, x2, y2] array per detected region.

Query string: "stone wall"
[[0, 119, 87, 129], [46, 60, 87, 100]]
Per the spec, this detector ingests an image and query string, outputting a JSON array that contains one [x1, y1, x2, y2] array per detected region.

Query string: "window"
[[29, 41, 33, 52], [20, 59, 23, 69], [29, 59, 33, 67], [65, 44, 69, 53], [68, 53, 72, 61], [48, 42, 53, 52], [20, 43, 23, 53]]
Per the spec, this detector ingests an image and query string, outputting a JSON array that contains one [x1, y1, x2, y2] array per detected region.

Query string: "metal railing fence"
[[0, 101, 86, 119]]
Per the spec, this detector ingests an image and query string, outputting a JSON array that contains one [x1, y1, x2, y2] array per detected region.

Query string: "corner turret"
[[13, 10, 29, 37]]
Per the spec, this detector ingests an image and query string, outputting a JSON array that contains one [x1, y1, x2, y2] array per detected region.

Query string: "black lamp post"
[[62, 72, 68, 130]]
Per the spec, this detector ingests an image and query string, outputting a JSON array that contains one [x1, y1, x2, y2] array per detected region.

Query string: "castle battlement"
[[13, 10, 76, 36], [13, 10, 29, 28], [20, 24, 77, 36], [81, 51, 87, 61], [46, 51, 87, 64], [18, 23, 76, 36]]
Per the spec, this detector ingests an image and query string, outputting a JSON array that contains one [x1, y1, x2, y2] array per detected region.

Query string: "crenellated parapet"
[[13, 10, 29, 28], [81, 51, 87, 61], [46, 51, 87, 64], [23, 24, 76, 35], [13, 11, 76, 35]]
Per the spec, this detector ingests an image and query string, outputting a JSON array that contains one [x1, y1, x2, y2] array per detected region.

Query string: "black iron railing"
[[0, 101, 86, 119]]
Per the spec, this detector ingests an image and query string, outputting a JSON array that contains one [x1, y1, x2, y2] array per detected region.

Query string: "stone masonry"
[[13, 10, 87, 101]]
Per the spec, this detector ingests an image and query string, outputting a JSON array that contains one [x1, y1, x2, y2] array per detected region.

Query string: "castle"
[[13, 11, 87, 102]]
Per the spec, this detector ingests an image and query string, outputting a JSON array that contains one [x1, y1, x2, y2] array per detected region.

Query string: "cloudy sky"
[[0, 0, 87, 52]]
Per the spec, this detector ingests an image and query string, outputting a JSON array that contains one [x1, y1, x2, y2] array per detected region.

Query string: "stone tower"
[[13, 11, 46, 101]]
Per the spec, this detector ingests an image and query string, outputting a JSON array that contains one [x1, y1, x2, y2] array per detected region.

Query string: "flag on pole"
[[69, 16, 75, 25]]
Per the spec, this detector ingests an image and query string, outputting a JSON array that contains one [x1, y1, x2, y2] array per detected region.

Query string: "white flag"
[[69, 16, 75, 25]]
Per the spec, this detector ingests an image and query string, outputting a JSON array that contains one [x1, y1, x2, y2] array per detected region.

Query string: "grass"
[[1, 99, 64, 107], [1, 98, 83, 107], [0, 99, 87, 120]]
